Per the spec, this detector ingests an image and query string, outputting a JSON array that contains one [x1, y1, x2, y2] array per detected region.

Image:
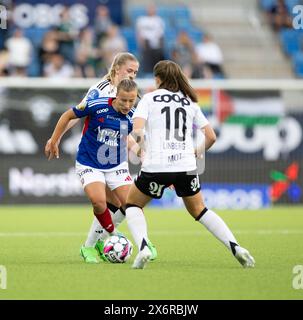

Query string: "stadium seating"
[[259, 0, 276, 11], [260, 0, 302, 13], [24, 27, 50, 77], [285, 0, 302, 14], [1, 4, 204, 78], [260, 1, 303, 77], [280, 28, 302, 55], [292, 51, 303, 77], [120, 27, 138, 56], [126, 5, 203, 62]]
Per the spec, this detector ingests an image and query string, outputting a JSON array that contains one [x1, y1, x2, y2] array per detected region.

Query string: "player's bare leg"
[[80, 182, 116, 263], [92, 186, 126, 260], [183, 192, 255, 268], [106, 185, 126, 227], [125, 184, 153, 269], [85, 185, 125, 259]]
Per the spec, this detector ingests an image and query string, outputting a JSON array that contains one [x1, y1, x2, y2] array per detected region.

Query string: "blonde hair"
[[153, 60, 198, 102], [103, 52, 139, 83]]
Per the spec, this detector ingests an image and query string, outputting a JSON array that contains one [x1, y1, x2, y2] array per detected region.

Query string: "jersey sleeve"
[[79, 87, 101, 106], [85, 88, 102, 100], [72, 100, 90, 118], [132, 96, 149, 120], [193, 104, 209, 128]]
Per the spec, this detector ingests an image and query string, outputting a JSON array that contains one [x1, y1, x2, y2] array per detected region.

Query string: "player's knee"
[[118, 197, 127, 207], [188, 203, 205, 219], [91, 199, 107, 214]]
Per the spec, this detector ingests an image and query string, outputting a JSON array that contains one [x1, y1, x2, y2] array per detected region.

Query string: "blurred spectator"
[[136, 4, 165, 74], [43, 53, 74, 78], [0, 49, 9, 75], [74, 28, 97, 78], [195, 33, 224, 78], [55, 6, 79, 65], [94, 5, 113, 45], [171, 30, 200, 78], [5, 28, 33, 76], [0, 0, 13, 49], [100, 25, 127, 71], [266, 0, 293, 31], [39, 31, 59, 76]]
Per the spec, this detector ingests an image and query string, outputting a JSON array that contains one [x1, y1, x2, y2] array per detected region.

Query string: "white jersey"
[[78, 79, 117, 108], [133, 89, 209, 173]]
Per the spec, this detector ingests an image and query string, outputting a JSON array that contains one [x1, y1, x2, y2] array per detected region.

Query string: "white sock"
[[198, 209, 239, 253], [84, 216, 109, 247], [126, 206, 148, 250], [111, 208, 125, 227], [84, 205, 126, 247]]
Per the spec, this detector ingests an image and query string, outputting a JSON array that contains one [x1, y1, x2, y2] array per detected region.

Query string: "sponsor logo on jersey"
[[96, 108, 109, 114], [97, 128, 119, 146], [107, 115, 121, 121], [153, 94, 190, 107]]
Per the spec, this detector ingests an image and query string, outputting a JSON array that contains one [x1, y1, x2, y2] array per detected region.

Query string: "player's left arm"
[[195, 124, 216, 159], [47, 109, 78, 160], [127, 134, 142, 157], [203, 124, 216, 151], [131, 117, 146, 151], [193, 103, 216, 157]]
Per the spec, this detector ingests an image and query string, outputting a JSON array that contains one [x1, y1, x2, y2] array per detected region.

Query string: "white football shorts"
[[75, 161, 133, 190]]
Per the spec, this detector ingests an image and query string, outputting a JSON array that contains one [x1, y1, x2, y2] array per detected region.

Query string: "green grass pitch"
[[0, 205, 303, 300]]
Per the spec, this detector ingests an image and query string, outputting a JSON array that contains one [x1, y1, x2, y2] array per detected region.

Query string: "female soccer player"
[[45, 52, 156, 263], [48, 79, 139, 256], [125, 60, 255, 269]]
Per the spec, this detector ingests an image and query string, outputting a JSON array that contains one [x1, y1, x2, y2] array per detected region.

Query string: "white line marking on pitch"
[[0, 230, 303, 237]]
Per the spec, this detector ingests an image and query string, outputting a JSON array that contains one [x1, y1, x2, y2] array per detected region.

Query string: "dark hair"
[[117, 79, 138, 94], [153, 60, 198, 102]]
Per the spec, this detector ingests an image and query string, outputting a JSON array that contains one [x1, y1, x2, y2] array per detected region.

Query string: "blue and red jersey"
[[72, 97, 134, 170]]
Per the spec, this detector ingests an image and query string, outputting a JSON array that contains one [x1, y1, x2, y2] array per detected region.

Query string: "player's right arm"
[[47, 109, 79, 160], [45, 87, 102, 159], [44, 118, 80, 159]]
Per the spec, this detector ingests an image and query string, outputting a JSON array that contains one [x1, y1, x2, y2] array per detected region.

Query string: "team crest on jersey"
[[87, 88, 100, 100], [121, 123, 128, 130]]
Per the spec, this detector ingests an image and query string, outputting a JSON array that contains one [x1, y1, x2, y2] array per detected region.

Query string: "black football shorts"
[[134, 171, 201, 199]]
